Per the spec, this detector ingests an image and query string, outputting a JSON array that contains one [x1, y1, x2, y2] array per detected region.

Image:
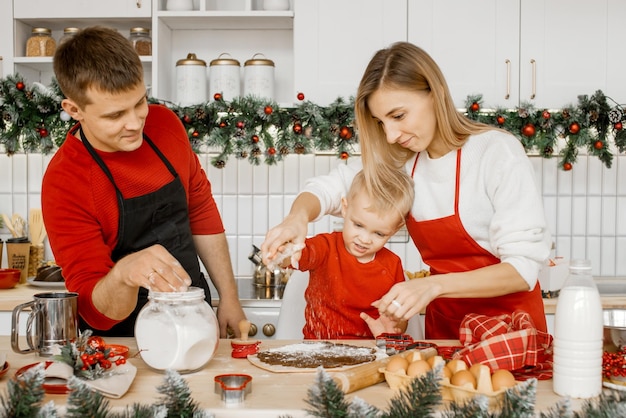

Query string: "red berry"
[[236, 121, 245, 129], [115, 358, 126, 366], [615, 122, 622, 131], [183, 115, 191, 124], [293, 123, 303, 134]]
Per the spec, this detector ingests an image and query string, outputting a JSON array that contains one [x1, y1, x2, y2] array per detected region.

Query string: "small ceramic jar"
[[209, 53, 241, 101], [243, 53, 275, 100], [176, 53, 207, 106]]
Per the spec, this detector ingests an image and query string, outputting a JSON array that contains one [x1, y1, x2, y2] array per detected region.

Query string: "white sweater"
[[303, 130, 552, 289]]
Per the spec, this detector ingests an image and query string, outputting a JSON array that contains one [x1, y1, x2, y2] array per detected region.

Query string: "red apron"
[[406, 150, 547, 339]]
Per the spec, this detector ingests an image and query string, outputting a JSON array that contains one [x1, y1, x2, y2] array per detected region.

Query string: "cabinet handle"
[[249, 323, 258, 337], [530, 59, 536, 100], [136, 0, 141, 8], [504, 59, 511, 100]]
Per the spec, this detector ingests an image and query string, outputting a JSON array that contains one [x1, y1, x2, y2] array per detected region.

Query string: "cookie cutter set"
[[214, 374, 253, 404]]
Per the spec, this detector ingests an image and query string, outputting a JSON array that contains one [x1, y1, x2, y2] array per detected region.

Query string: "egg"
[[491, 369, 516, 391], [407, 359, 431, 377], [446, 359, 467, 374], [386, 356, 409, 374], [450, 369, 477, 389]]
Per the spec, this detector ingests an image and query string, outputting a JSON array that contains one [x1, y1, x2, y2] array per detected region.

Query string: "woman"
[[262, 42, 552, 339]]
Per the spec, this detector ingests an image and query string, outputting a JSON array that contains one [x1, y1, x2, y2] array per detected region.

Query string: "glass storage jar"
[[26, 28, 56, 57], [135, 287, 219, 373], [59, 27, 80, 46], [129, 27, 152, 56]]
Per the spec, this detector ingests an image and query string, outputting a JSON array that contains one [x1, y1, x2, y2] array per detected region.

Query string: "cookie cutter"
[[214, 374, 252, 404]]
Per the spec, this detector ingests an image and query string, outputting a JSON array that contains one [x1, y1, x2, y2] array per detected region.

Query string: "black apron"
[[80, 128, 211, 336]]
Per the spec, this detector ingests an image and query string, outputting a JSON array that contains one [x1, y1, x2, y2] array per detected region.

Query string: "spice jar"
[[129, 27, 152, 56], [244, 53, 275, 100], [209, 53, 241, 102], [59, 27, 79, 46], [135, 287, 219, 373], [176, 53, 207, 106], [26, 28, 56, 57]]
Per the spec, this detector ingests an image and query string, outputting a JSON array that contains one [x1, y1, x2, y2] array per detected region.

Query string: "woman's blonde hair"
[[354, 42, 492, 201], [347, 169, 414, 227]]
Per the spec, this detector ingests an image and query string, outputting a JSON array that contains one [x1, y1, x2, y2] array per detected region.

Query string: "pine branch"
[[65, 376, 111, 418], [381, 369, 442, 418], [304, 368, 352, 417], [0, 362, 48, 418], [155, 369, 209, 418]]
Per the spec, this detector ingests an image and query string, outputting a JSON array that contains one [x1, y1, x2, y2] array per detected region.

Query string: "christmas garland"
[[3, 365, 625, 417], [1, 73, 625, 170]]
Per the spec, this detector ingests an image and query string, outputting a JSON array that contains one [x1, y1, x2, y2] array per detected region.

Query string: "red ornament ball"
[[594, 140, 604, 150], [264, 105, 273, 115], [251, 135, 259, 143], [267, 147, 276, 156], [236, 121, 245, 129], [339, 126, 352, 140], [297, 92, 305, 101], [16, 81, 25, 91], [521, 123, 536, 137], [470, 102, 480, 112], [542, 110, 551, 119], [568, 122, 580, 134], [615, 122, 623, 131], [183, 115, 191, 124], [219, 121, 227, 128], [496, 115, 505, 125], [563, 162, 573, 171], [340, 151, 349, 160], [192, 131, 199, 137], [39, 128, 49, 137], [213, 93, 223, 101], [293, 123, 303, 134]]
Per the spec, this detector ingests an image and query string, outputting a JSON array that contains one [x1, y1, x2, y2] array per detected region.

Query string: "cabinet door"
[[519, 0, 615, 108], [294, 0, 408, 106], [13, 0, 151, 18], [408, 0, 520, 109]]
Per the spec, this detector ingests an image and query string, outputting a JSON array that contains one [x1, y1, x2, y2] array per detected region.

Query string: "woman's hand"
[[373, 277, 441, 322]]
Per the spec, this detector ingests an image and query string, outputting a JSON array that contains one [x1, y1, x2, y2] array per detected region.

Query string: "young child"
[[276, 169, 414, 339]]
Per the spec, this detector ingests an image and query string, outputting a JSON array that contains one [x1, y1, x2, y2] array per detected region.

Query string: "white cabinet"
[[294, 0, 408, 106], [409, 0, 626, 109]]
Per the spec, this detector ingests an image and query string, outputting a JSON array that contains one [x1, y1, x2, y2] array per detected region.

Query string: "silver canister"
[[244, 53, 275, 100], [176, 53, 207, 106], [209, 53, 241, 102]]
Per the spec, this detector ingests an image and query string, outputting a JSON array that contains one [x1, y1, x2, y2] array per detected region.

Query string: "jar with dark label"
[[26, 28, 56, 57], [209, 53, 241, 102], [129, 27, 152, 56], [176, 53, 207, 106], [59, 27, 80, 46], [244, 53, 275, 100]]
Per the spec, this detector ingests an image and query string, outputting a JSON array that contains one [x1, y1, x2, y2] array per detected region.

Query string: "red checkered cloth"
[[452, 311, 553, 380]]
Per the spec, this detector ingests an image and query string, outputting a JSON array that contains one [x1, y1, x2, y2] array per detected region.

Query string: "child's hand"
[[360, 312, 405, 337]]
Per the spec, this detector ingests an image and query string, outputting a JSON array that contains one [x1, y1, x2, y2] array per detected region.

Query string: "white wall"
[[1, 148, 625, 277]]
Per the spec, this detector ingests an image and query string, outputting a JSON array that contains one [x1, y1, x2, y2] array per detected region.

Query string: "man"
[[42, 26, 246, 337]]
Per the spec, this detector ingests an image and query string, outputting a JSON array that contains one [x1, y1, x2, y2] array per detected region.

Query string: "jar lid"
[[210, 53, 240, 67], [63, 27, 80, 34], [130, 27, 150, 35], [176, 53, 206, 67], [244, 53, 274, 67], [31, 27, 52, 35], [149, 286, 206, 301]]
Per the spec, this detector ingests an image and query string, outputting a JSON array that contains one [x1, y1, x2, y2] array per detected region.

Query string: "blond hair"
[[354, 42, 492, 201], [53, 26, 144, 108], [347, 169, 414, 226]]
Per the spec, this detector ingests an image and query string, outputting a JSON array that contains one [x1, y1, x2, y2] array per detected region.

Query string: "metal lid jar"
[[26, 28, 56, 57], [134, 287, 219, 373], [176, 53, 207, 106], [129, 27, 152, 56], [244, 53, 275, 100], [209, 53, 241, 102], [59, 27, 80, 46]]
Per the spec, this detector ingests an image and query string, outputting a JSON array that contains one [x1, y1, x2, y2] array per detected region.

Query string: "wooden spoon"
[[1, 214, 18, 238], [28, 208, 46, 245]]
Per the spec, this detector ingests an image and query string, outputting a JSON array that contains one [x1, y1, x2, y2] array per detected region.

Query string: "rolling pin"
[[331, 347, 437, 393]]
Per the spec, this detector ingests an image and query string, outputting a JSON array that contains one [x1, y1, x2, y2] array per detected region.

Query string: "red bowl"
[[0, 269, 21, 289]]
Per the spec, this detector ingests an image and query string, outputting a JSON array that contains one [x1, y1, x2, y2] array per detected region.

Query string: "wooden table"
[[0, 336, 590, 417]]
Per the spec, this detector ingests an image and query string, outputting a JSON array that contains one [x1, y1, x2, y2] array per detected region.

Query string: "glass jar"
[[26, 28, 56, 57], [129, 27, 152, 56], [59, 27, 80, 46], [135, 287, 219, 373]]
